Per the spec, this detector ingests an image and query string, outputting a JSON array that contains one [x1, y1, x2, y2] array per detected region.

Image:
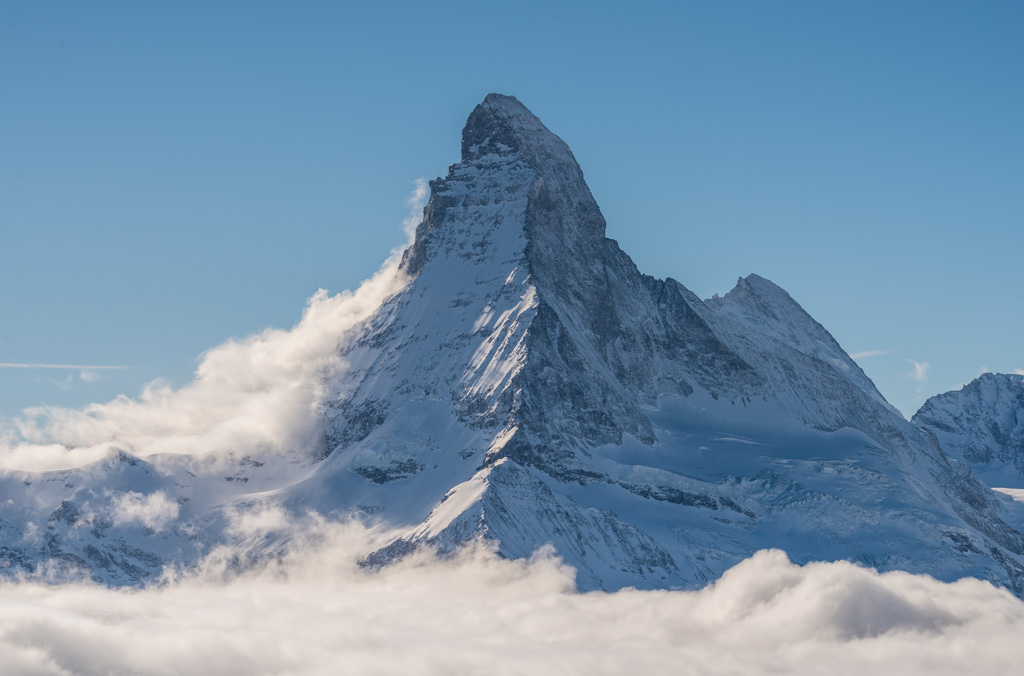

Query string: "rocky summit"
[[3, 94, 1024, 594]]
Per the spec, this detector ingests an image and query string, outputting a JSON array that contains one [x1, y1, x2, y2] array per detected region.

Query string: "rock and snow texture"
[[3, 94, 1024, 595], [914, 373, 1024, 488]]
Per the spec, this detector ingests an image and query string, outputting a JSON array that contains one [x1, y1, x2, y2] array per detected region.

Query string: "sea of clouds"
[[1, 516, 1022, 676], [1, 182, 1022, 674]]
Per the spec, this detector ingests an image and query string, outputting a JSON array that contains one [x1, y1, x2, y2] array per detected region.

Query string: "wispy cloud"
[[0, 363, 127, 370], [110, 490, 180, 532], [906, 360, 930, 383], [1014, 368, 1024, 376], [849, 350, 892, 360], [402, 178, 429, 238]]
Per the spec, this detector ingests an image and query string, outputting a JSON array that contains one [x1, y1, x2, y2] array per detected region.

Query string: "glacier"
[[2, 93, 1023, 596]]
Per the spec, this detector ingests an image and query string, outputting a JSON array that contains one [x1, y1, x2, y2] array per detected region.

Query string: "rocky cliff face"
[[3, 94, 1024, 595]]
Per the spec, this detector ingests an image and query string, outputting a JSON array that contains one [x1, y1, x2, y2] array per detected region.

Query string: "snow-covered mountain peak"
[[712, 273, 847, 371], [307, 95, 1024, 595], [914, 373, 1024, 486], [710, 273, 831, 344], [402, 93, 603, 279], [701, 273, 901, 419], [461, 93, 581, 170], [5, 94, 1024, 598]]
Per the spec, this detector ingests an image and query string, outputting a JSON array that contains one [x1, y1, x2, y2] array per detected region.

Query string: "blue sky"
[[1, 0, 1021, 420]]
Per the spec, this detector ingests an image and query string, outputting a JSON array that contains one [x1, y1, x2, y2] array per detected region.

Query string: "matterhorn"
[[3, 94, 1023, 595]]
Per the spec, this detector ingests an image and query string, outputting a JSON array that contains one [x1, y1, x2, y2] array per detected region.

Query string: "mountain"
[[914, 373, 1024, 489], [2, 94, 1024, 595], [297, 94, 1024, 592], [0, 448, 313, 583]]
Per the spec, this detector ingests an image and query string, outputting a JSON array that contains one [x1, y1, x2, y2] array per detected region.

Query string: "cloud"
[[993, 488, 1024, 503], [78, 370, 100, 382], [225, 503, 291, 539], [110, 491, 180, 532], [0, 523, 1021, 676], [0, 184, 428, 473], [402, 177, 430, 238], [906, 360, 930, 383], [1, 272, 405, 470], [0, 442, 129, 474], [848, 350, 892, 360], [1014, 369, 1024, 376]]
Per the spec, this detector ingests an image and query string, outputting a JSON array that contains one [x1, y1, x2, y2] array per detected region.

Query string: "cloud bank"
[[0, 521, 1020, 676], [0, 184, 429, 472]]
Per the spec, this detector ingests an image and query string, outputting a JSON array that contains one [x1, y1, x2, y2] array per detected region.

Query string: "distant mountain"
[[915, 373, 1024, 489], [3, 94, 1023, 595]]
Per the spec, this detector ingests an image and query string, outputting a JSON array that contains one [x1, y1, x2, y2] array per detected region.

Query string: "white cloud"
[[0, 523, 1020, 676], [0, 442, 127, 474], [110, 491, 180, 532], [402, 177, 429, 238], [848, 350, 892, 360], [906, 360, 930, 383], [0, 184, 427, 473], [225, 503, 292, 539], [1013, 369, 1024, 376]]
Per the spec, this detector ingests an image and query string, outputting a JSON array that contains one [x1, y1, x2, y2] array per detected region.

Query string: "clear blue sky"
[[2, 1, 1021, 420]]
